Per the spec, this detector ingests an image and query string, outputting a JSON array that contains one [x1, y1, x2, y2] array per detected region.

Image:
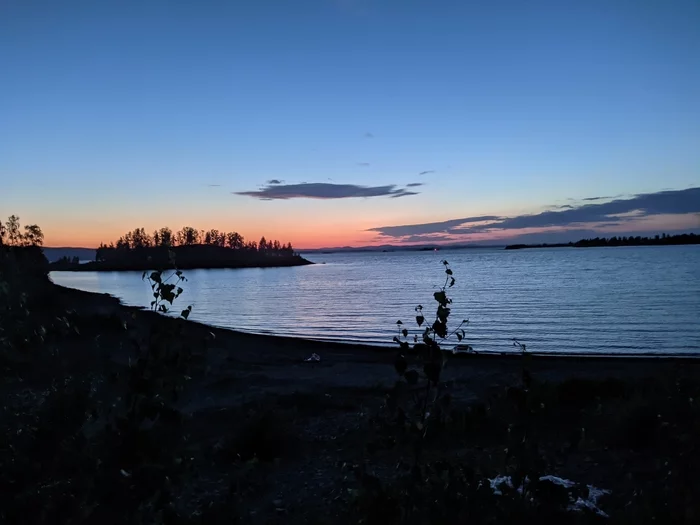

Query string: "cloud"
[[357, 162, 371, 167], [579, 194, 625, 202], [207, 184, 221, 187], [388, 233, 456, 244], [369, 187, 700, 241], [266, 179, 284, 185], [235, 182, 421, 200], [364, 132, 374, 138], [490, 188, 700, 230], [406, 183, 423, 188], [419, 170, 435, 175], [389, 191, 419, 198], [368, 216, 503, 237]]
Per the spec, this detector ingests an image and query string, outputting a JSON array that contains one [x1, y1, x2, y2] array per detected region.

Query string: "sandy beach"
[[51, 283, 698, 411]]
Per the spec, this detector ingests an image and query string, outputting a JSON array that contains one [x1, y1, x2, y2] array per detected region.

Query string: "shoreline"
[[48, 280, 700, 425], [53, 282, 700, 362], [505, 238, 700, 250]]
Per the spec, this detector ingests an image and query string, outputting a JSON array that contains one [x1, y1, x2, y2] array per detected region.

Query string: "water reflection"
[[51, 246, 700, 355]]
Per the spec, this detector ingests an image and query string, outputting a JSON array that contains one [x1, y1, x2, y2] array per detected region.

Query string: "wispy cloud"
[[206, 184, 221, 187], [266, 179, 284, 185], [389, 191, 419, 199], [357, 162, 371, 167], [369, 216, 503, 237], [369, 188, 700, 241], [418, 170, 435, 175], [406, 182, 423, 188], [364, 132, 374, 138], [235, 182, 421, 200], [580, 195, 623, 202]]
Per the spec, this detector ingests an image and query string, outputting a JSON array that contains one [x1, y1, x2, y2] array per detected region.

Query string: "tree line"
[[506, 232, 699, 250], [573, 232, 698, 247], [96, 226, 295, 261], [0, 215, 44, 247]]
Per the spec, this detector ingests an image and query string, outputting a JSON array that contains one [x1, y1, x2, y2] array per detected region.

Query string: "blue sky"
[[1, 0, 698, 247]]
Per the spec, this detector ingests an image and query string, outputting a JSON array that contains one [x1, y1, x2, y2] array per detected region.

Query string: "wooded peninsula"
[[50, 226, 312, 271]]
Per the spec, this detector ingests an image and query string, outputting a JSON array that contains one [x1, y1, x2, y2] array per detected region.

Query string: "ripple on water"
[[50, 246, 700, 355]]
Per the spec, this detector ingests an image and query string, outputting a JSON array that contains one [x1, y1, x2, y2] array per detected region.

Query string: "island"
[[49, 225, 312, 271], [505, 232, 699, 250]]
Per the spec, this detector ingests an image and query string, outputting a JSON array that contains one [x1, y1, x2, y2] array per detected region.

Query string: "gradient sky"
[[1, 0, 699, 248]]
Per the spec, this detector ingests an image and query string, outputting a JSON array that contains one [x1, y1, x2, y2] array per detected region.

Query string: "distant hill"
[[301, 243, 504, 254], [42, 247, 96, 263]]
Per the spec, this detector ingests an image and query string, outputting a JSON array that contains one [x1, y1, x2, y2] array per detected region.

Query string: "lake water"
[[50, 246, 700, 356]]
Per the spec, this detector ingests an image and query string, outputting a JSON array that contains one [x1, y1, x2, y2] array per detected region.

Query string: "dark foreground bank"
[[2, 250, 700, 524]]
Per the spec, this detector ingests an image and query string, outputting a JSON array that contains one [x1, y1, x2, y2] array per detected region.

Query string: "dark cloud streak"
[[368, 216, 502, 237], [235, 182, 420, 200], [389, 191, 419, 198], [369, 187, 700, 239]]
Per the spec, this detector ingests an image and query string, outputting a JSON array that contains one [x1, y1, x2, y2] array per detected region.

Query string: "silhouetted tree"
[[128, 228, 151, 249], [116, 236, 129, 250], [226, 232, 244, 249], [22, 224, 44, 247], [159, 227, 174, 247], [205, 229, 221, 246], [177, 227, 199, 246], [1, 216, 43, 247], [5, 215, 21, 246], [215, 230, 226, 247]]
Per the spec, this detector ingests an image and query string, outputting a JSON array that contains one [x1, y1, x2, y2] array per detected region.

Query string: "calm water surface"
[[51, 246, 700, 355]]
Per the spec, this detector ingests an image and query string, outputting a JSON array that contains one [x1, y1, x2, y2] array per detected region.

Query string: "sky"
[[1, 0, 699, 248]]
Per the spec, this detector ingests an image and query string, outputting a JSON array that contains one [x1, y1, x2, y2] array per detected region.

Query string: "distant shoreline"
[[506, 233, 699, 250], [49, 255, 314, 272]]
